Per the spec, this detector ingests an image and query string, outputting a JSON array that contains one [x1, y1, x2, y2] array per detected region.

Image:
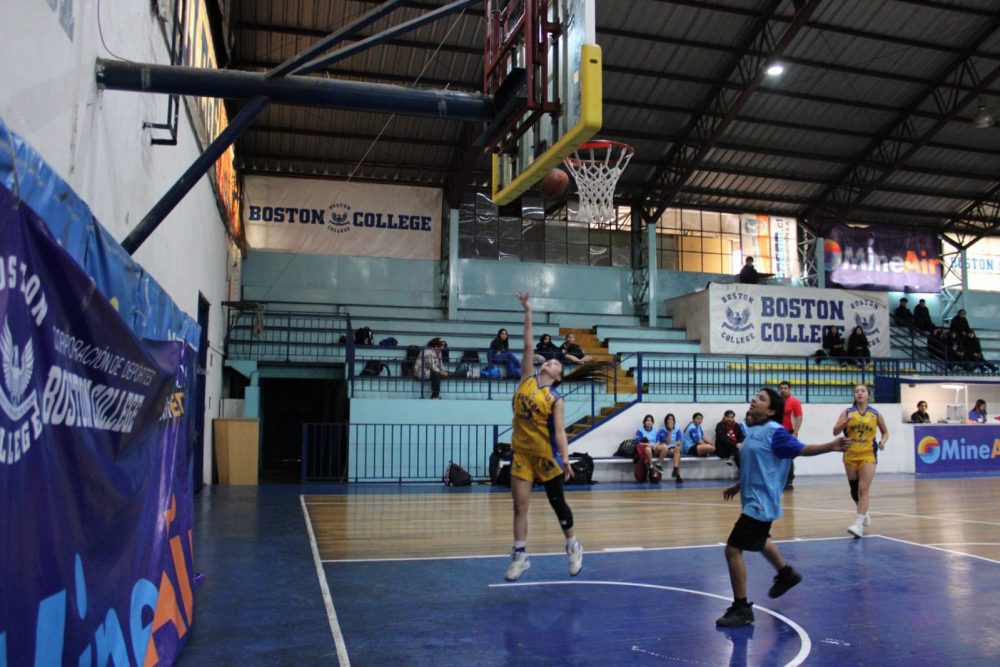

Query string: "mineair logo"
[[918, 434, 1000, 465], [917, 435, 941, 464]]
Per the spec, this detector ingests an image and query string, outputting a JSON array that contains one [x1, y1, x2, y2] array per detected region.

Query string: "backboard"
[[483, 0, 601, 205]]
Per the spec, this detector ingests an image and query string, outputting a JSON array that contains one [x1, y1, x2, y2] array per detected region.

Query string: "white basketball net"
[[563, 141, 634, 226]]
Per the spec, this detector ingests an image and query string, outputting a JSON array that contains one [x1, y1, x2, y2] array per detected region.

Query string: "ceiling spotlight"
[[765, 62, 785, 77], [972, 101, 994, 129]]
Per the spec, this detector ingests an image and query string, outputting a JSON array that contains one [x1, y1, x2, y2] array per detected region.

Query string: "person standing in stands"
[[893, 298, 913, 328], [778, 381, 803, 490], [833, 384, 889, 538], [503, 291, 607, 582], [489, 328, 522, 378], [716, 387, 848, 628], [738, 256, 760, 284], [913, 299, 935, 333], [968, 399, 988, 424], [910, 401, 931, 424]]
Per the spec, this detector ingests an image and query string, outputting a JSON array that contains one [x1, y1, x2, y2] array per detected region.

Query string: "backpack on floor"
[[568, 452, 594, 485], [633, 456, 648, 482], [489, 443, 512, 485], [443, 461, 472, 487], [378, 337, 398, 347]]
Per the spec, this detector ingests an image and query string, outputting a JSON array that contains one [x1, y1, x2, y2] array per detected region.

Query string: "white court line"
[[320, 535, 854, 564], [300, 495, 351, 666], [873, 534, 1000, 566], [490, 580, 811, 667], [926, 542, 1000, 547]]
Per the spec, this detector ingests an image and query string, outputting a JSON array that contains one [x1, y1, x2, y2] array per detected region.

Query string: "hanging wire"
[[347, 9, 469, 181]]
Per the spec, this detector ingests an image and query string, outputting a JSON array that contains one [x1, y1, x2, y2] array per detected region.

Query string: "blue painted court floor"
[[324, 536, 999, 666]]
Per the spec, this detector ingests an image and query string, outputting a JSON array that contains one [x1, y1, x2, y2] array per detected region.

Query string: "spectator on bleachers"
[[559, 333, 593, 366], [488, 328, 522, 377], [927, 327, 948, 364], [714, 410, 743, 467], [960, 330, 998, 372], [534, 333, 562, 365], [892, 298, 913, 327], [413, 337, 450, 399], [682, 412, 716, 457], [949, 309, 972, 336], [635, 414, 669, 476], [738, 256, 760, 284], [820, 325, 846, 365], [913, 299, 935, 333], [946, 331, 968, 370], [968, 399, 988, 424], [910, 401, 930, 424], [846, 325, 871, 367], [662, 413, 684, 483]]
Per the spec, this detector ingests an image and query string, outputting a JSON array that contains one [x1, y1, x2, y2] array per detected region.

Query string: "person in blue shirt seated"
[[682, 412, 716, 457], [661, 413, 684, 483], [968, 399, 988, 424], [715, 387, 848, 628], [634, 414, 665, 475]]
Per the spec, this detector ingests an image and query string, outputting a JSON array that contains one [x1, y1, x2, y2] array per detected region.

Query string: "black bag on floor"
[[614, 439, 636, 458], [489, 443, 512, 484], [568, 452, 594, 485], [444, 461, 472, 487], [359, 361, 389, 377], [354, 326, 374, 345]]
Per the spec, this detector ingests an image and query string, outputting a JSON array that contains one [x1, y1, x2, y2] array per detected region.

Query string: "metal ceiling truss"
[[939, 181, 1000, 244], [639, 0, 823, 223], [804, 18, 1000, 222], [797, 223, 819, 287], [630, 203, 650, 321]]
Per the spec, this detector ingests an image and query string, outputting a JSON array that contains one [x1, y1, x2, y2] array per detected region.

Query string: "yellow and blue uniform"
[[510, 374, 564, 482], [843, 406, 880, 468]]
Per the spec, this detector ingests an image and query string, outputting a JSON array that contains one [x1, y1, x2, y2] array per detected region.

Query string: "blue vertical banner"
[[1, 133, 198, 662], [824, 224, 941, 292]]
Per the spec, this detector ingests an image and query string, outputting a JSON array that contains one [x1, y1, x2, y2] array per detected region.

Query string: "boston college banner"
[[244, 175, 442, 260], [704, 283, 890, 356]]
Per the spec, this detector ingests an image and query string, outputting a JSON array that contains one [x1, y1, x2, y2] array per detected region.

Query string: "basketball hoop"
[[563, 140, 634, 225]]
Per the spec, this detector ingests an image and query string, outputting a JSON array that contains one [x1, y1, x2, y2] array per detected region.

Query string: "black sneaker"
[[654, 463, 663, 471], [671, 467, 679, 478], [716, 602, 754, 627], [768, 567, 802, 598]]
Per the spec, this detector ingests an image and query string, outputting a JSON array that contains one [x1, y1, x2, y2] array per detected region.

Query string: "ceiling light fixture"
[[972, 98, 994, 129], [765, 62, 785, 77]]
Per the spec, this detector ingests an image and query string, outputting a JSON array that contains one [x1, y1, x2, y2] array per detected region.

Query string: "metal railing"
[[224, 300, 354, 364], [302, 422, 505, 482]]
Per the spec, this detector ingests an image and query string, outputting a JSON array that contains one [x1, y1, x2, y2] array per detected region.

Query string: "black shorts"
[[727, 514, 773, 552]]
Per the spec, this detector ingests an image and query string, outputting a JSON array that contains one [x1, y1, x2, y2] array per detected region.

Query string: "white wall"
[[572, 400, 914, 475], [1, 0, 230, 484]]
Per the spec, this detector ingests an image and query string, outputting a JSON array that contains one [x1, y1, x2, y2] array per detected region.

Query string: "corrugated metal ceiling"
[[226, 0, 1000, 235]]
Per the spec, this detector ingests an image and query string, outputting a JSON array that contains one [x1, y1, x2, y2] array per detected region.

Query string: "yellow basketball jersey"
[[511, 375, 562, 460], [845, 406, 879, 455]]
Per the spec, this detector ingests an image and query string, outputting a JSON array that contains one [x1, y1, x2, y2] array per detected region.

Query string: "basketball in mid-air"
[[539, 168, 570, 199]]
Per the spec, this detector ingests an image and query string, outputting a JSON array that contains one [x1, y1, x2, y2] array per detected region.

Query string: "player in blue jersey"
[[716, 387, 848, 628]]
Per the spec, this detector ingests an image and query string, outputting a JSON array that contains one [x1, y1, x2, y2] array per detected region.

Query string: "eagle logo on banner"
[[1, 317, 34, 406], [854, 311, 877, 336], [725, 306, 752, 331]]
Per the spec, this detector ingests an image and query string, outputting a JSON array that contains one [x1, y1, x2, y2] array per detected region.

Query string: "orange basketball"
[[539, 168, 570, 199]]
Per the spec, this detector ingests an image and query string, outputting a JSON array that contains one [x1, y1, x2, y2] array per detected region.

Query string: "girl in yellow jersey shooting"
[[833, 384, 889, 538], [504, 291, 607, 581]]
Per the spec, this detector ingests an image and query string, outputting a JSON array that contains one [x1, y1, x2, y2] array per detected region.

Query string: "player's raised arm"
[[517, 291, 534, 382]]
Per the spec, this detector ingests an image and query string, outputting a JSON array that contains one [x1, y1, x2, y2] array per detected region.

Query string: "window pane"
[[703, 254, 723, 273], [546, 219, 567, 243], [499, 239, 521, 260], [681, 209, 701, 231], [722, 213, 740, 234], [659, 208, 680, 230], [499, 216, 521, 240], [681, 253, 702, 272], [473, 237, 498, 260], [702, 210, 721, 232], [567, 220, 589, 244], [612, 244, 631, 267], [590, 245, 610, 266], [523, 219, 545, 242], [458, 238, 476, 258], [546, 244, 567, 263], [567, 244, 589, 264], [702, 237, 722, 253], [660, 250, 679, 270], [590, 228, 610, 245], [522, 242, 545, 262]]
